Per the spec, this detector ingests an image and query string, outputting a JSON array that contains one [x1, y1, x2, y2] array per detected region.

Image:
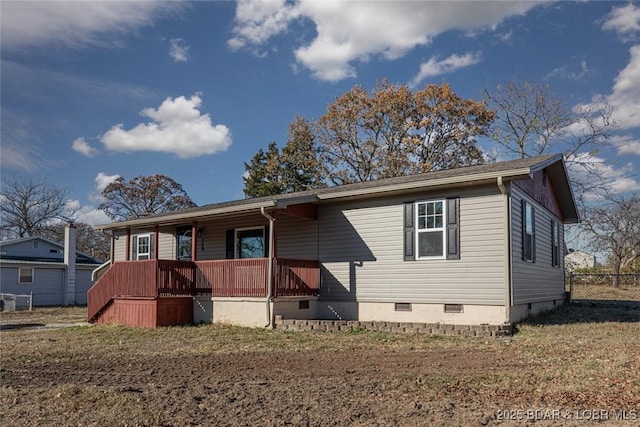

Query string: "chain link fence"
[[567, 273, 640, 305]]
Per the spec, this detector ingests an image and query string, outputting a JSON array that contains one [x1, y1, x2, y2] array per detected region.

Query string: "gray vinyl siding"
[[318, 185, 506, 305], [113, 230, 127, 261], [511, 186, 565, 304], [158, 227, 175, 259], [276, 215, 318, 259], [197, 213, 269, 260]]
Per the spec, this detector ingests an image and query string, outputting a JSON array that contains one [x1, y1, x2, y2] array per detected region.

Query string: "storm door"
[[176, 226, 193, 261]]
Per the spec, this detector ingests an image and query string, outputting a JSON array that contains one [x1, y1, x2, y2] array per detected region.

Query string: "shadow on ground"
[[519, 301, 640, 329], [0, 323, 46, 331]]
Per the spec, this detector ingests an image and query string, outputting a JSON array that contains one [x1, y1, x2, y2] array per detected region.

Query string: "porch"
[[87, 258, 320, 326]]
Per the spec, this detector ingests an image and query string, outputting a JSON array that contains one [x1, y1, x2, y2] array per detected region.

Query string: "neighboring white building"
[[0, 225, 102, 306], [564, 249, 596, 273]]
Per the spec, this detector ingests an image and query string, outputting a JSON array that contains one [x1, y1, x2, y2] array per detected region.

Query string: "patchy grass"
[[1, 303, 639, 426]]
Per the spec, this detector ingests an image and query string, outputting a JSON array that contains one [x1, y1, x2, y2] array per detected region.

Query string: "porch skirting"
[[96, 296, 193, 328]]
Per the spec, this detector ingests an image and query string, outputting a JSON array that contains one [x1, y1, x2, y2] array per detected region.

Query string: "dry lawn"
[[1, 304, 639, 426]]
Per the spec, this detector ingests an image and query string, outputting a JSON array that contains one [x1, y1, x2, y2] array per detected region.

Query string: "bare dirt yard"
[[1, 304, 639, 426]]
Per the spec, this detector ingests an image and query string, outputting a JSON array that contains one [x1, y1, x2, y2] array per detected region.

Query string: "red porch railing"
[[88, 258, 320, 323], [87, 260, 196, 322], [195, 259, 269, 297], [274, 258, 320, 297]]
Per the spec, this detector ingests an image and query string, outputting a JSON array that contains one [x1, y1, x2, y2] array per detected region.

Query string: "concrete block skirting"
[[273, 316, 512, 337]]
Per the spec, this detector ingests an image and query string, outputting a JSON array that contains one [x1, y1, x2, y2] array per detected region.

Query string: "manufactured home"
[[89, 154, 579, 330]]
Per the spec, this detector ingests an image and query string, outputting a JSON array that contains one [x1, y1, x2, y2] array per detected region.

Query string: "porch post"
[[154, 225, 159, 260], [191, 221, 198, 261], [125, 228, 131, 261]]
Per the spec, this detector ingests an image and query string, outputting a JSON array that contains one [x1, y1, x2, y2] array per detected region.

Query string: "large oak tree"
[[244, 81, 494, 196]]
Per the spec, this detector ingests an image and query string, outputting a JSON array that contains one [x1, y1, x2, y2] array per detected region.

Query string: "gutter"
[[260, 206, 275, 328], [497, 176, 512, 325]]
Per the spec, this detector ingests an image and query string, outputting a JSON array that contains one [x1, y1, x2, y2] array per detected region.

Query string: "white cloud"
[[228, 0, 298, 52], [67, 200, 111, 226], [169, 38, 190, 62], [546, 59, 594, 81], [602, 3, 640, 42], [582, 45, 640, 131], [409, 52, 482, 88], [0, 1, 184, 50], [567, 152, 640, 197], [72, 137, 99, 157], [95, 173, 120, 193], [611, 134, 640, 156], [229, 0, 542, 82], [99, 94, 232, 158]]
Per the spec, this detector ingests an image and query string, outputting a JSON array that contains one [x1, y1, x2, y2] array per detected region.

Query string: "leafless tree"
[[581, 192, 640, 286], [484, 79, 614, 209], [0, 176, 76, 238]]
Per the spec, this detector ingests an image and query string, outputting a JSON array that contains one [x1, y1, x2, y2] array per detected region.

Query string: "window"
[[19, 267, 33, 284], [176, 226, 193, 261], [416, 201, 445, 258], [33, 241, 39, 249], [133, 234, 153, 260], [522, 200, 535, 262], [226, 227, 268, 259], [551, 220, 560, 267], [237, 228, 265, 258], [404, 198, 460, 261]]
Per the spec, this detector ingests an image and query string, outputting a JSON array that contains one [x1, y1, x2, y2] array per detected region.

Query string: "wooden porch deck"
[[87, 258, 320, 325]]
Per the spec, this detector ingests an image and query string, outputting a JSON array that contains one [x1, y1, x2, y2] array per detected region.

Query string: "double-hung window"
[[522, 201, 535, 262], [404, 198, 459, 261], [132, 233, 154, 260], [416, 201, 445, 259]]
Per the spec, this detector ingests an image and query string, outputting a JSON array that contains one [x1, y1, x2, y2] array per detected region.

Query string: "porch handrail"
[[91, 259, 111, 282], [87, 260, 160, 322]]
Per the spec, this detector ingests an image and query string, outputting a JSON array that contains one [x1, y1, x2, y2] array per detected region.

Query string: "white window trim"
[[523, 201, 535, 263], [19, 267, 34, 284], [415, 200, 447, 260], [136, 233, 151, 260], [234, 226, 266, 259]]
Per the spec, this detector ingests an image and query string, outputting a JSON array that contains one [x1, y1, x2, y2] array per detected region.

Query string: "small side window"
[[522, 200, 536, 262], [551, 221, 560, 267], [19, 267, 34, 284]]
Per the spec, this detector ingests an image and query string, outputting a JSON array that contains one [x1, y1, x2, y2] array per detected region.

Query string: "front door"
[[176, 226, 193, 261]]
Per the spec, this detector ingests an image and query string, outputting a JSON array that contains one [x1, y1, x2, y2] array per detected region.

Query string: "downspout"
[[101, 230, 117, 264], [261, 207, 275, 328], [497, 176, 512, 325]]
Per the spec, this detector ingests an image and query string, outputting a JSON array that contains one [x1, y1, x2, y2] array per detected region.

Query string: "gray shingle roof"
[[97, 153, 577, 229]]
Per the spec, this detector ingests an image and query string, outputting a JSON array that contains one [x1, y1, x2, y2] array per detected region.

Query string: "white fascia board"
[[95, 200, 276, 230], [316, 168, 533, 200]]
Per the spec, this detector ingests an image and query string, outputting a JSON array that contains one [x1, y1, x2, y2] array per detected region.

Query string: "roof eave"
[[95, 200, 277, 231], [316, 167, 533, 200]]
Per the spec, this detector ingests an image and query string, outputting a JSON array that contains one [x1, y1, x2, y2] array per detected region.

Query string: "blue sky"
[[2, 1, 640, 227]]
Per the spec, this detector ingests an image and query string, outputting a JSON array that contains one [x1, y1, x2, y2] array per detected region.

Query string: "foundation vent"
[[394, 303, 412, 312], [298, 300, 310, 310], [444, 304, 463, 313]]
